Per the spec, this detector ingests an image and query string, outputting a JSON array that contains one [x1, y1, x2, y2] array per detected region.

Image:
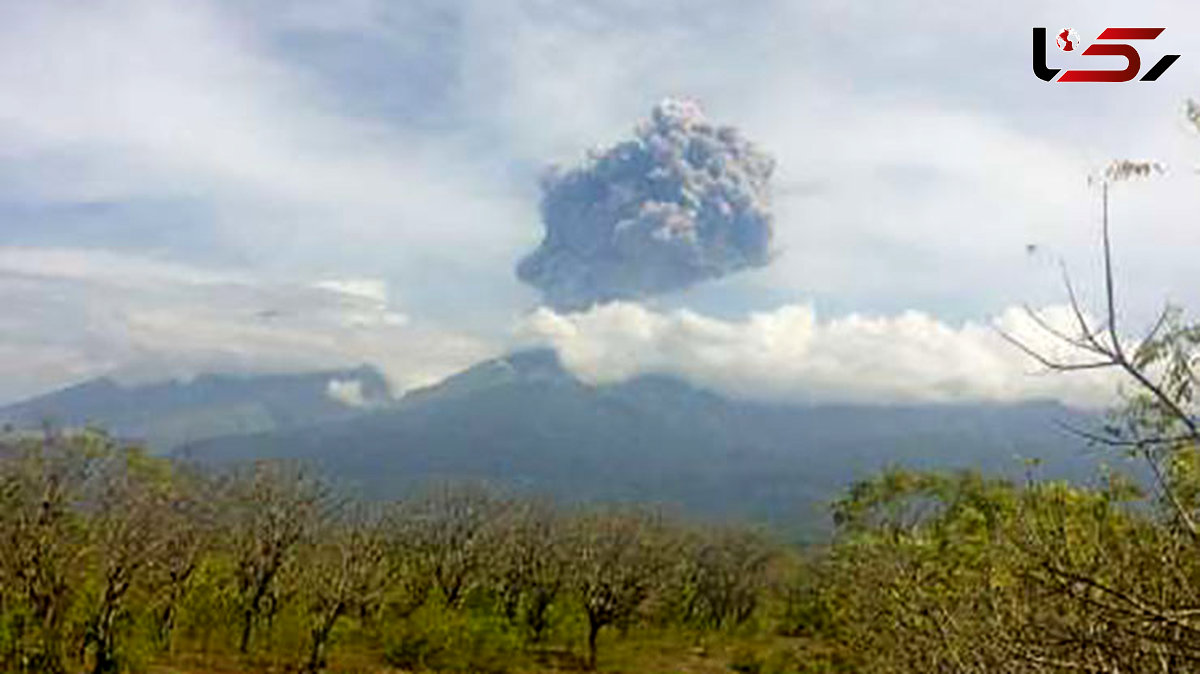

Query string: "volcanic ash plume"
[[517, 98, 776, 311]]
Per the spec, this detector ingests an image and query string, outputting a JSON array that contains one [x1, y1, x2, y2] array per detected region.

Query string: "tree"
[[226, 461, 327, 654], [676, 525, 773, 629], [1000, 162, 1200, 534], [568, 508, 668, 670], [986, 158, 1200, 669], [481, 497, 566, 641], [823, 468, 1022, 672], [401, 482, 500, 608], [78, 447, 175, 674], [0, 431, 97, 673], [300, 504, 393, 673], [145, 465, 218, 653]]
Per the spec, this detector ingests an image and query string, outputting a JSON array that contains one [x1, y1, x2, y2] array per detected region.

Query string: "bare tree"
[[226, 461, 328, 654], [300, 504, 394, 673], [78, 448, 178, 674], [401, 482, 501, 608], [568, 508, 668, 670], [0, 431, 96, 673], [146, 465, 218, 653], [998, 160, 1200, 668], [482, 497, 566, 641], [1000, 165, 1200, 534], [677, 525, 773, 629]]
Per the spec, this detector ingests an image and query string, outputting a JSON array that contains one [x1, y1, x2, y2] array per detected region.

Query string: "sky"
[[2, 0, 1200, 406]]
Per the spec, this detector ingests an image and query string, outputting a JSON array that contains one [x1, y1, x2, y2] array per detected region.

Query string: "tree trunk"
[[33, 590, 66, 674], [157, 603, 177, 651], [88, 600, 120, 674], [239, 608, 254, 654], [305, 605, 343, 674], [527, 592, 552, 643], [586, 617, 602, 670]]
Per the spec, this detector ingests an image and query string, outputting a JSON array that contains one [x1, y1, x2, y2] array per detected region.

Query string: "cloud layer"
[[522, 302, 1122, 408], [0, 247, 492, 404]]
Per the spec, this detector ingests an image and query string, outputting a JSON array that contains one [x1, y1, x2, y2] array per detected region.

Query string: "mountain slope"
[[0, 366, 390, 449], [179, 350, 1107, 535]]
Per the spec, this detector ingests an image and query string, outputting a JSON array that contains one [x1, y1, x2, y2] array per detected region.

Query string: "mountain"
[[0, 366, 390, 450], [175, 350, 1109, 536], [0, 351, 1116, 535]]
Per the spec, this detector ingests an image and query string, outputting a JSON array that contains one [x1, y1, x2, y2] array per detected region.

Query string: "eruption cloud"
[[517, 99, 776, 311]]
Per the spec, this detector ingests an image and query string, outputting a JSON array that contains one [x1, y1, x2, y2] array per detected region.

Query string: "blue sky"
[[2, 0, 1200, 405]]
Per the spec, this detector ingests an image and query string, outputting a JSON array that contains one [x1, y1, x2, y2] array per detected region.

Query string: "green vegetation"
[[0, 432, 796, 673]]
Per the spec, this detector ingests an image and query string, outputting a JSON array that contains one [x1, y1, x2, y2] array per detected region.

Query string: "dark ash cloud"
[[517, 98, 775, 311]]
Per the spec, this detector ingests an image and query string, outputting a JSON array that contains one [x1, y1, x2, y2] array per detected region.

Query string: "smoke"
[[326, 378, 370, 408], [517, 98, 776, 311]]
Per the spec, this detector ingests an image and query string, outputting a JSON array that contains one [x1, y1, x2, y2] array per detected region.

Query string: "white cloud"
[[0, 247, 494, 404], [326, 378, 370, 407], [0, 0, 531, 263], [313, 278, 408, 328], [314, 278, 390, 305], [0, 246, 243, 287], [521, 302, 1124, 408]]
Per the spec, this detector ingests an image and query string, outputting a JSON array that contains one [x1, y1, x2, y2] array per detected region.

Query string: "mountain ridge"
[[0, 365, 391, 449], [176, 350, 1104, 535], [0, 350, 1110, 535]]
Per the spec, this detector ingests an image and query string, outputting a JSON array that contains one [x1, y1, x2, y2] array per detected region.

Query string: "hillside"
[[0, 366, 390, 449], [178, 350, 1105, 534]]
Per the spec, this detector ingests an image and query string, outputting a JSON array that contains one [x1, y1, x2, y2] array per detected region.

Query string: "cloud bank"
[[0, 247, 492, 404], [522, 302, 1122, 408]]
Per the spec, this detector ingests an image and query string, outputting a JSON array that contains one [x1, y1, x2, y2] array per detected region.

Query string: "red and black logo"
[[1033, 27, 1180, 82]]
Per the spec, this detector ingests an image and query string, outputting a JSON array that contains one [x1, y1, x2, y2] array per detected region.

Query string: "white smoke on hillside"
[[326, 378, 370, 408]]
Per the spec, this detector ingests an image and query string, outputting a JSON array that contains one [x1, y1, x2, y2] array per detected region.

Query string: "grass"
[[141, 629, 828, 674]]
